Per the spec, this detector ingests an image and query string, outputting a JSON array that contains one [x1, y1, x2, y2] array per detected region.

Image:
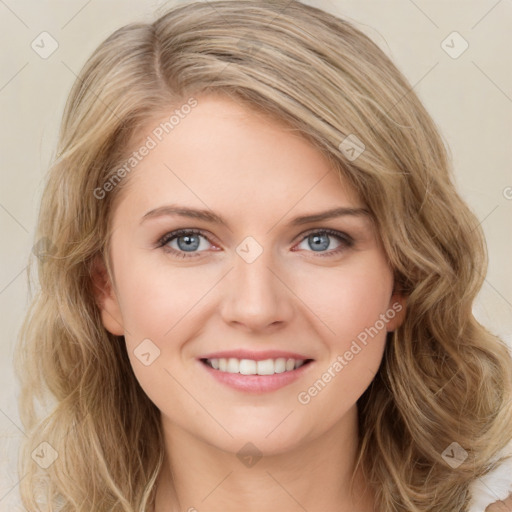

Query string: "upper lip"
[[199, 350, 313, 361]]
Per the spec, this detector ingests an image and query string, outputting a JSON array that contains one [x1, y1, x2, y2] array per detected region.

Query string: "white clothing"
[[468, 440, 512, 511]]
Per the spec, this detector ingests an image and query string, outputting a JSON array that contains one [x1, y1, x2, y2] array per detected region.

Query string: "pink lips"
[[198, 349, 314, 393]]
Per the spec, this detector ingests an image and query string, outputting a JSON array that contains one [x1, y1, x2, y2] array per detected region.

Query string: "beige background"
[[1, 0, 511, 509]]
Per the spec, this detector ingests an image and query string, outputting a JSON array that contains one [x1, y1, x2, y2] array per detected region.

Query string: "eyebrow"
[[140, 204, 371, 227]]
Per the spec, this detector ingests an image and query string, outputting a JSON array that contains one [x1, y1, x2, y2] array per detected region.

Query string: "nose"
[[219, 245, 294, 333]]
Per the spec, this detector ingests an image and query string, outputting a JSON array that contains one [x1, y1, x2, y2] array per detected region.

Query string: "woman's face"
[[96, 94, 403, 455]]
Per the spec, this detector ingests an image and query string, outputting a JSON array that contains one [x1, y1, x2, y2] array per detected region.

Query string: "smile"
[[199, 357, 314, 393]]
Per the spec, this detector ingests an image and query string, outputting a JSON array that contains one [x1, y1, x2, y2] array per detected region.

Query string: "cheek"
[[294, 264, 392, 419], [114, 257, 225, 397], [115, 256, 215, 338], [293, 257, 394, 345]]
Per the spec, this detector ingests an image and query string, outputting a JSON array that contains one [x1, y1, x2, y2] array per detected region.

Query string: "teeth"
[[205, 357, 307, 375]]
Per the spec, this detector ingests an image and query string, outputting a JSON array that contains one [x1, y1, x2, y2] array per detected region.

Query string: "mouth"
[[197, 349, 315, 393], [199, 356, 315, 393], [200, 357, 314, 375]]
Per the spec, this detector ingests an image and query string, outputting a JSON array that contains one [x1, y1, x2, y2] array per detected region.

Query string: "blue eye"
[[158, 229, 213, 258], [295, 229, 354, 257], [157, 228, 354, 259]]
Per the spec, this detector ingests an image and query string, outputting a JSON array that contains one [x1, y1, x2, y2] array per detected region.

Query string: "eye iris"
[[177, 234, 200, 252], [309, 233, 330, 251]]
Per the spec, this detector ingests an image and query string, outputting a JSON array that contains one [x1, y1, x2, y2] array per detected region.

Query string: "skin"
[[94, 94, 405, 512], [487, 495, 512, 511]]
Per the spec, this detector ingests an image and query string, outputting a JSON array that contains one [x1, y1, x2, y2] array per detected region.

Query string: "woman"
[[15, 1, 512, 510]]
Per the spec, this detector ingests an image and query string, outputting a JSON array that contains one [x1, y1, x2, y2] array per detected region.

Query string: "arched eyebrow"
[[140, 205, 371, 228]]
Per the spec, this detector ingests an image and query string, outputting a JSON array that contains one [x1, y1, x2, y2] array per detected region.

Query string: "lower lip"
[[199, 359, 314, 393]]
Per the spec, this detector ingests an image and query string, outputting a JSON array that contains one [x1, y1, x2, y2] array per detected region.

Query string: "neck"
[[153, 405, 374, 512]]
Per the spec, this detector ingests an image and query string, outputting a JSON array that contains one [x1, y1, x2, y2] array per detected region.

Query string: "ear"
[[386, 291, 406, 332], [90, 255, 125, 336]]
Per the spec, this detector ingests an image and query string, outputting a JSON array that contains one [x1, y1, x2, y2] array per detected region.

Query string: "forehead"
[[113, 94, 362, 222]]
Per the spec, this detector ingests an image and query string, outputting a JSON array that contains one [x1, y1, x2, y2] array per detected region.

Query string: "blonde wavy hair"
[[15, 1, 512, 511]]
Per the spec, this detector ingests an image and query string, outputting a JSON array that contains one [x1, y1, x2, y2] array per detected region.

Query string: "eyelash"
[[156, 228, 354, 259]]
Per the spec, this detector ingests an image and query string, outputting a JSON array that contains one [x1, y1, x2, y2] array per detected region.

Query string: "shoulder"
[[485, 494, 512, 511]]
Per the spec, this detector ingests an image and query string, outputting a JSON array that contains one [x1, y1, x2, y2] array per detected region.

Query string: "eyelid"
[[296, 227, 354, 244]]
